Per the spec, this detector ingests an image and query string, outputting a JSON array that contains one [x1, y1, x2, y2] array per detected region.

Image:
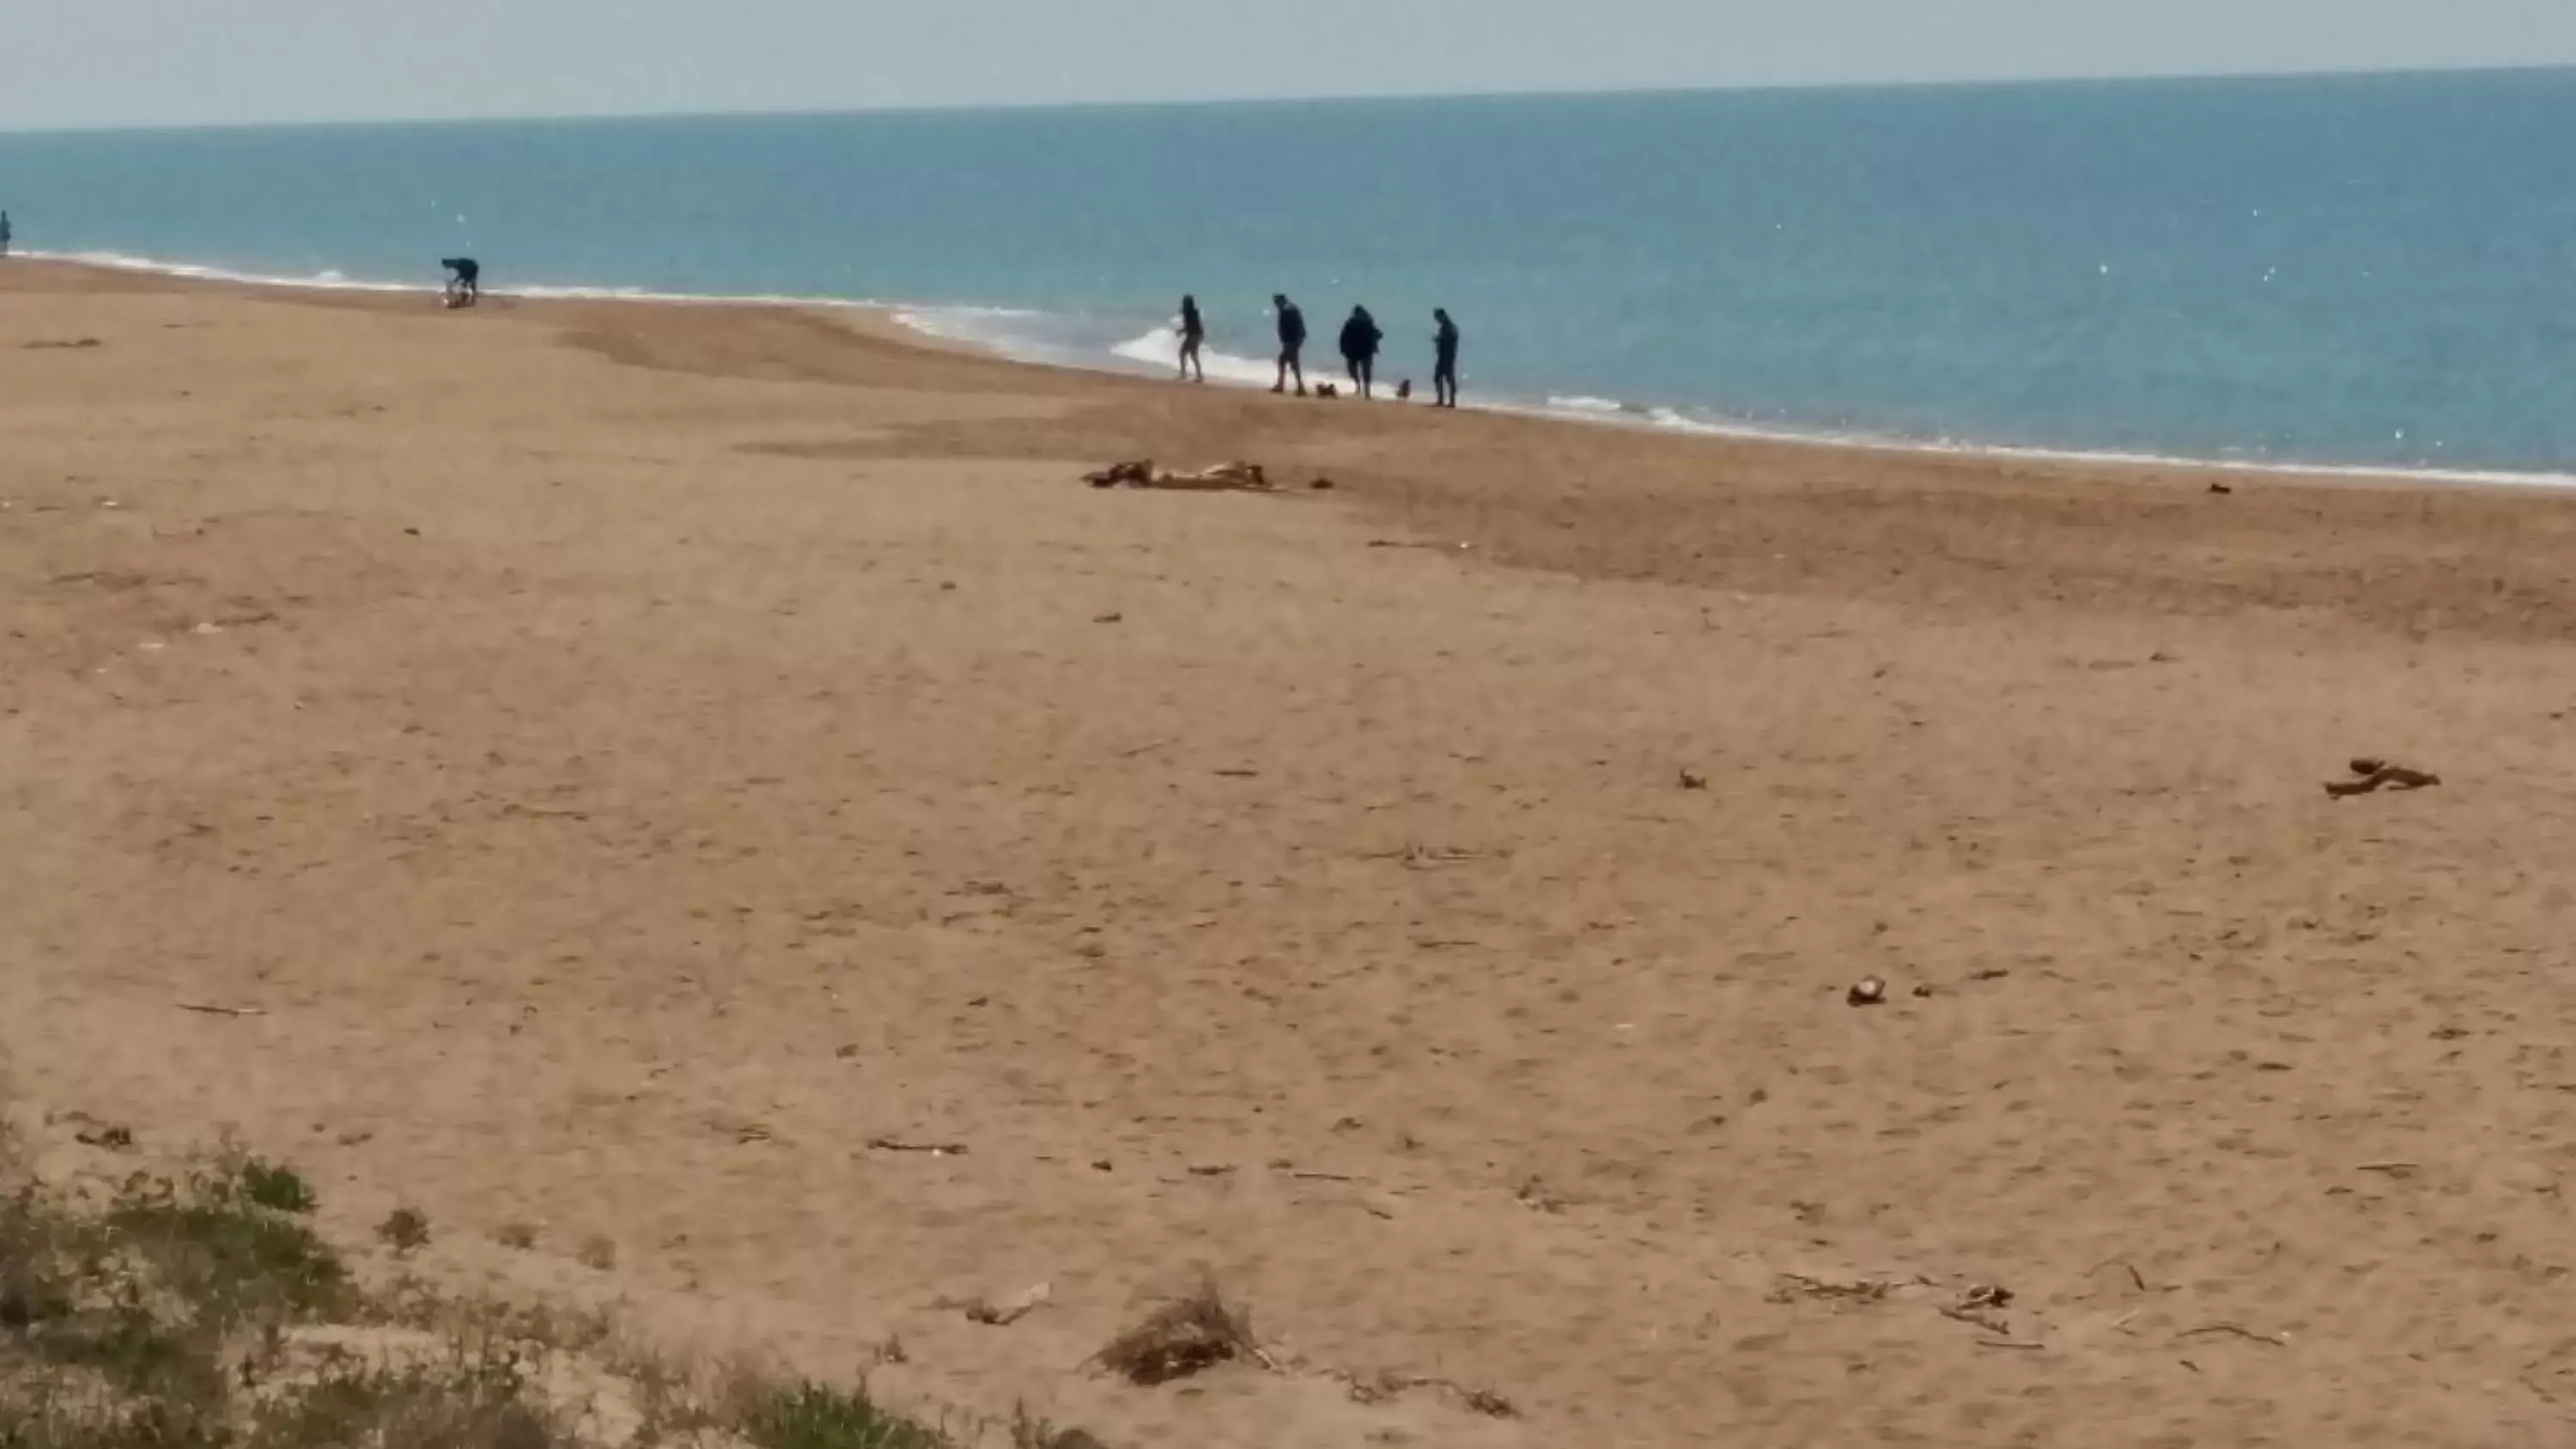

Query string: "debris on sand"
[[2208, 482, 2234, 495], [1773, 1273, 1896, 1304], [1084, 460, 1273, 492], [1677, 767, 1709, 791], [1340, 1369, 1517, 1418], [1084, 460, 1154, 488], [1940, 1282, 2018, 1333], [2324, 758, 2441, 797], [1847, 977, 1888, 1007], [963, 1281, 1054, 1327], [866, 1135, 969, 1157], [1095, 1281, 1269, 1385], [2174, 1321, 2287, 1348], [1514, 1176, 1568, 1215]]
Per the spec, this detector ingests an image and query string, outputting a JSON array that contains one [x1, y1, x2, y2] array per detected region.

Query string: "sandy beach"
[[9, 258, 2576, 1446]]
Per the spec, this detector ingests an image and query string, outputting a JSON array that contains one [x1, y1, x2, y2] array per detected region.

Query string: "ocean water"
[[7, 70, 2576, 477]]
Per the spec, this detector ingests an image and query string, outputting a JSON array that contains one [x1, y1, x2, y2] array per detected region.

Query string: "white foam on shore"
[[1109, 324, 1285, 387], [1062, 322, 2576, 488], [1084, 319, 2576, 488], [887, 305, 1049, 345], [28, 248, 886, 312], [43, 249, 427, 294], [1498, 392, 2576, 488], [32, 248, 2573, 490], [1619, 408, 2576, 488], [1546, 394, 1635, 417]]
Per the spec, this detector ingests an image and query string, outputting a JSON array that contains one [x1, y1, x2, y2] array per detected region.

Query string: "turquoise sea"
[[6, 69, 2576, 477]]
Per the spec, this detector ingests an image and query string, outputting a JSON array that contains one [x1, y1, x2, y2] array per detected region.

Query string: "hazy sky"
[[7, 0, 2575, 130]]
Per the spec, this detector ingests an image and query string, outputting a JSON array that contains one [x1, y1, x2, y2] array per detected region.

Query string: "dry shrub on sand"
[[1094, 1282, 1265, 1386]]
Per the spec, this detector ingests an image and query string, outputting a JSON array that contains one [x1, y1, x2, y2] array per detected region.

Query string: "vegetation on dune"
[[0, 1111, 1100, 1449]]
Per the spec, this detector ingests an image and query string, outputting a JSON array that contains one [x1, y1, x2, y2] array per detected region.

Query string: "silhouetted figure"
[[1, 212, 13, 258], [1340, 306, 1383, 399], [1177, 294, 1206, 383], [441, 257, 481, 307], [1433, 308, 1461, 408], [1272, 294, 1307, 396]]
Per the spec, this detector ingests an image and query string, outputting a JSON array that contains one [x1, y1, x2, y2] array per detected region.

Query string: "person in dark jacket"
[[1272, 294, 1307, 396], [1339, 305, 1383, 399], [1177, 294, 1206, 383], [1433, 307, 1461, 408], [441, 257, 481, 306]]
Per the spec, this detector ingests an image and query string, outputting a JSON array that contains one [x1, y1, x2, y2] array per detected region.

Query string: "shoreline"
[[22, 246, 2573, 493]]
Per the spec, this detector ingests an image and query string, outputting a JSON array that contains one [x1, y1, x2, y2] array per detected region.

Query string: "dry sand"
[[7, 258, 2576, 1446]]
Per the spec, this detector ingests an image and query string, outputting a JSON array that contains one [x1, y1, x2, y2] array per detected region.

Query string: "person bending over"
[[441, 257, 481, 307]]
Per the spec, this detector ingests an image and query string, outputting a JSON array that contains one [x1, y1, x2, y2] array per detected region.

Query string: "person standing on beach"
[[1272, 294, 1307, 396], [1177, 294, 1206, 383], [1433, 307, 1461, 408], [1, 212, 13, 258], [1339, 305, 1383, 399]]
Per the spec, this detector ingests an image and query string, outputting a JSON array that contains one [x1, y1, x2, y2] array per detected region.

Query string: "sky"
[[5, 0, 2576, 131]]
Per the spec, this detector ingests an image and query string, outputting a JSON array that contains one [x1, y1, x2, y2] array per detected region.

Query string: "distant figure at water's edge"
[[1177, 295, 1206, 383], [1272, 294, 1307, 397], [0, 211, 13, 258], [1434, 308, 1461, 408]]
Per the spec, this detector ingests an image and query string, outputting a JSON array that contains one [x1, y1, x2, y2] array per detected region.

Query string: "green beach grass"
[[0, 1111, 1096, 1449]]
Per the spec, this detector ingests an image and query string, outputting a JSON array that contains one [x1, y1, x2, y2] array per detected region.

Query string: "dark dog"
[[1315, 382, 1340, 399], [1395, 379, 1413, 401]]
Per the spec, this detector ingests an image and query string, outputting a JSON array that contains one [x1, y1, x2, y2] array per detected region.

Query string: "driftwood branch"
[[2175, 1323, 2287, 1348], [866, 1136, 968, 1156]]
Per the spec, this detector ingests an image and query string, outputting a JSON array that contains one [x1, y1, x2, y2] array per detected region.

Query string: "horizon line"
[[5, 59, 2573, 139]]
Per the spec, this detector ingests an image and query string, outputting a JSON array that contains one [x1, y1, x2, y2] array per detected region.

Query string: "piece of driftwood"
[[964, 1282, 1053, 1327], [2175, 1323, 2287, 1348], [866, 1136, 968, 1157], [2324, 759, 2440, 797]]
